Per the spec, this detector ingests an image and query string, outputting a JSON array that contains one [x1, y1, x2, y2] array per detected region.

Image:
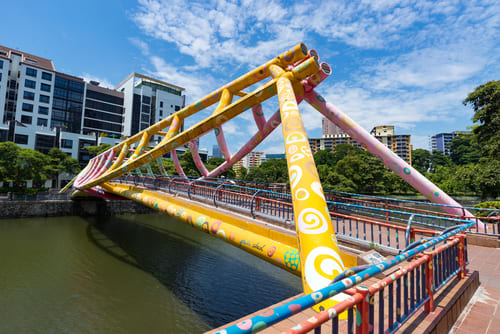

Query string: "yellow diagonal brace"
[[81, 78, 279, 188], [89, 43, 309, 157], [107, 143, 129, 172], [130, 131, 152, 161], [81, 50, 320, 189], [271, 63, 345, 311]]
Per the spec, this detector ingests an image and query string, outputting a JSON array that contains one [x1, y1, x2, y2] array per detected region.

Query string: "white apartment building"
[[117, 72, 185, 138], [0, 45, 187, 167]]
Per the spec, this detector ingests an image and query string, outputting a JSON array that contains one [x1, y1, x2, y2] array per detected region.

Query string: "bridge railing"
[[112, 176, 498, 243], [217, 222, 471, 334], [282, 235, 466, 334], [325, 189, 498, 217], [114, 175, 443, 252]]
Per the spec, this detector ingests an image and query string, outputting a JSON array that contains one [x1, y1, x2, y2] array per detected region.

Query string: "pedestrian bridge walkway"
[[61, 43, 498, 333]]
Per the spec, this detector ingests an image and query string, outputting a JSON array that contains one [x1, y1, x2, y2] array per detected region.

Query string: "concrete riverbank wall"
[[0, 199, 155, 219]]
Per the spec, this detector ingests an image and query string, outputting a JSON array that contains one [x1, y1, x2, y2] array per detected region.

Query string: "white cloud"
[[129, 37, 150, 56], [130, 0, 500, 155], [81, 73, 115, 89], [148, 56, 215, 102], [411, 135, 431, 150]]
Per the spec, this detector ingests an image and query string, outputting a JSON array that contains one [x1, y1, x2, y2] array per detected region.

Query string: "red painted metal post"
[[409, 228, 416, 244], [385, 203, 389, 220], [424, 252, 434, 312], [355, 286, 370, 334], [457, 234, 466, 280]]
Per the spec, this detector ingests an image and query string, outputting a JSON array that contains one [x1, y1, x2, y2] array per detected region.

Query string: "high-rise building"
[[370, 126, 412, 165], [212, 144, 222, 158], [265, 153, 286, 159], [116, 72, 185, 137], [308, 124, 412, 165], [0, 45, 188, 166], [430, 132, 466, 155], [241, 151, 266, 169], [322, 117, 343, 136], [308, 133, 362, 155]]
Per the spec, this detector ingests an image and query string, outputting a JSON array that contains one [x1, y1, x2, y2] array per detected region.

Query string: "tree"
[[179, 149, 201, 177], [46, 148, 80, 187], [259, 159, 288, 183], [17, 148, 50, 186], [313, 149, 336, 166], [332, 144, 365, 161], [429, 150, 453, 170], [412, 149, 432, 173], [449, 132, 480, 165], [463, 80, 500, 159], [0, 142, 20, 182], [84, 144, 113, 158], [336, 153, 385, 193], [475, 159, 500, 199]]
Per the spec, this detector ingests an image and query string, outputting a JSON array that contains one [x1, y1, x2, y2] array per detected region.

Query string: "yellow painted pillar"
[[271, 64, 345, 311]]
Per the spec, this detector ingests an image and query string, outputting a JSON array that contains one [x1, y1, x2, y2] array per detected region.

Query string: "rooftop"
[[0, 45, 55, 72], [116, 72, 185, 92]]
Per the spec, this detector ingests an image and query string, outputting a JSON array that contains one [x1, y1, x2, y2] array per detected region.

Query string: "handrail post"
[[187, 181, 194, 199], [457, 234, 466, 280], [213, 184, 224, 208], [409, 229, 416, 245], [424, 252, 434, 312], [355, 286, 370, 334], [250, 190, 262, 219]]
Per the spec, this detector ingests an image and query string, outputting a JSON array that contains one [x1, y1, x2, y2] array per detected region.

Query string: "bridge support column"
[[271, 64, 345, 311]]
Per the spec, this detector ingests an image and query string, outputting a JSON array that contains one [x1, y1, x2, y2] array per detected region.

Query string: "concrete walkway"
[[451, 244, 500, 334]]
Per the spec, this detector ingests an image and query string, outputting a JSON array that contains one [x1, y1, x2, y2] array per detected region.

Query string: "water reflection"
[[87, 214, 301, 329]]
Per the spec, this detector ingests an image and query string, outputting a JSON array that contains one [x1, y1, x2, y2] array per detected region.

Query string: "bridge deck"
[[207, 244, 498, 334]]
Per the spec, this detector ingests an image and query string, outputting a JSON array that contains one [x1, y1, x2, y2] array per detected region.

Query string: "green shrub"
[[473, 201, 500, 217]]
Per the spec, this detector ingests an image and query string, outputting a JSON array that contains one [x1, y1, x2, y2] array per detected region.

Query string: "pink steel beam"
[[304, 90, 480, 226]]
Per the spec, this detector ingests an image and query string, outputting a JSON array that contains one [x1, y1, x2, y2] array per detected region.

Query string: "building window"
[[41, 83, 51, 92], [35, 134, 55, 154], [0, 59, 3, 68], [14, 134, 29, 145], [25, 79, 36, 89], [23, 91, 35, 101], [21, 115, 32, 124], [22, 103, 33, 112], [26, 67, 37, 77], [175, 105, 181, 111], [68, 91, 83, 102], [40, 95, 50, 103], [55, 77, 68, 88], [37, 118, 48, 126], [61, 139, 73, 148], [142, 96, 151, 104], [39, 106, 49, 115], [160, 101, 163, 108], [159, 110, 163, 117], [42, 72, 52, 81], [69, 80, 84, 92]]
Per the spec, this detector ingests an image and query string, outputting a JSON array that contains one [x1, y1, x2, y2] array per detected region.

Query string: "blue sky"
[[2, 0, 499, 153]]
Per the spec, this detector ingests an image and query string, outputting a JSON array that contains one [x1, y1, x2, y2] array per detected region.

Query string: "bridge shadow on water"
[[85, 214, 301, 329]]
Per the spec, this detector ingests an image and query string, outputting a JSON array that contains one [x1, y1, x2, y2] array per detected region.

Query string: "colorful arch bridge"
[[62, 43, 483, 333]]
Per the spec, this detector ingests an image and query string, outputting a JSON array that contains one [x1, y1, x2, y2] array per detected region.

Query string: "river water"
[[0, 214, 301, 333]]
